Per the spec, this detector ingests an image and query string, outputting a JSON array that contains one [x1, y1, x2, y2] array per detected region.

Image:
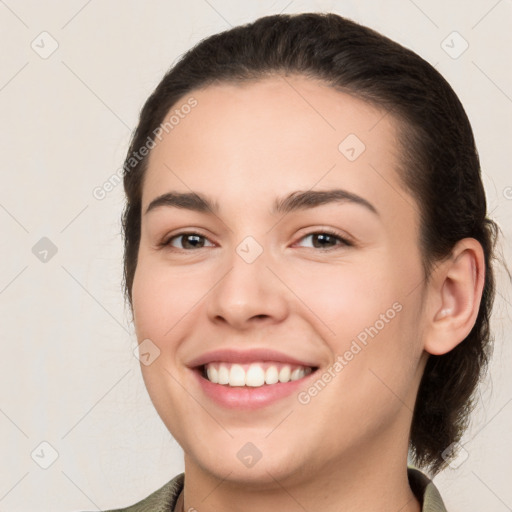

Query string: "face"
[[131, 75, 429, 486]]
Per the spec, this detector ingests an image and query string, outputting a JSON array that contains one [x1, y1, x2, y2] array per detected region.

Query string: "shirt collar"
[[408, 467, 448, 512]]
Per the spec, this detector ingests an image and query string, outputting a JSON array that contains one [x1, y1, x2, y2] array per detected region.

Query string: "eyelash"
[[159, 229, 353, 252]]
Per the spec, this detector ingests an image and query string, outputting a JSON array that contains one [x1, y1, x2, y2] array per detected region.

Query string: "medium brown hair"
[[120, 12, 498, 474]]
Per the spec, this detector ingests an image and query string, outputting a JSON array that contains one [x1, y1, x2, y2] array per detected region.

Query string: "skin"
[[131, 75, 485, 512]]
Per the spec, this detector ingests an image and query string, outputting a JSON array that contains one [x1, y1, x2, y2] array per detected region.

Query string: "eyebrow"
[[144, 189, 379, 217]]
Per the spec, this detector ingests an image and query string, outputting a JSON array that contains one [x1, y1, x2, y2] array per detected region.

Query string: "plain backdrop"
[[0, 1, 511, 511]]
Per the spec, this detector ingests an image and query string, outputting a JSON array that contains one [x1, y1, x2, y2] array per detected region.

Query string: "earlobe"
[[424, 238, 485, 356]]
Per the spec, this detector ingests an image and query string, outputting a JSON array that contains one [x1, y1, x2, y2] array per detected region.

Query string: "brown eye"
[[296, 231, 352, 250], [164, 233, 215, 250]]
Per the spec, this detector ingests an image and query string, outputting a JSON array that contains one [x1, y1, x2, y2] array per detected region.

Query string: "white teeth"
[[204, 362, 312, 387], [290, 368, 305, 381], [265, 366, 279, 385], [218, 364, 229, 385], [246, 364, 266, 387], [278, 366, 291, 383], [206, 365, 218, 384], [229, 364, 246, 386]]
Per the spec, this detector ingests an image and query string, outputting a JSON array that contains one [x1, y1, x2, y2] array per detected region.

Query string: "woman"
[[104, 12, 497, 512]]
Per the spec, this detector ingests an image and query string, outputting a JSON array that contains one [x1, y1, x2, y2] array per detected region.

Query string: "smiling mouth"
[[199, 361, 318, 388]]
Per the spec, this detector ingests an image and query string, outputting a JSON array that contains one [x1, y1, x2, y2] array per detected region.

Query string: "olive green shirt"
[[94, 467, 447, 511]]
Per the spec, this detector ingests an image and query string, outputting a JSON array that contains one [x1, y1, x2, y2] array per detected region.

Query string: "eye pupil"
[[313, 233, 337, 248], [183, 234, 204, 249]]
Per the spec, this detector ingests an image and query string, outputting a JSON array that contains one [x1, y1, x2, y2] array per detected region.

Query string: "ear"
[[423, 238, 486, 356]]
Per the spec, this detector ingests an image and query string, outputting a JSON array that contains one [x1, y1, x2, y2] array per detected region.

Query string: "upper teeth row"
[[205, 362, 312, 387]]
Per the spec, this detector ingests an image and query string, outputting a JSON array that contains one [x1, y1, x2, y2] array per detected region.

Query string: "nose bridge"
[[206, 233, 288, 327]]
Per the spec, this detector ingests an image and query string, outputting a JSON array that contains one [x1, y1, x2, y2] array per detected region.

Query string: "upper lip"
[[187, 348, 318, 368]]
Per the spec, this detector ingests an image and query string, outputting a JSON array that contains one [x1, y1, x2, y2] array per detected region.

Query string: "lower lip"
[[192, 369, 316, 410]]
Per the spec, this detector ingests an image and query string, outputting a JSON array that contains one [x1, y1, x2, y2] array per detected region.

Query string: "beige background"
[[0, 1, 511, 510]]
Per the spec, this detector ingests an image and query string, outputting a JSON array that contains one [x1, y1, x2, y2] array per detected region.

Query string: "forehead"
[[142, 75, 413, 222]]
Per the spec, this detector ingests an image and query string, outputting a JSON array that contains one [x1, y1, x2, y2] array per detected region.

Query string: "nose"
[[205, 241, 289, 330]]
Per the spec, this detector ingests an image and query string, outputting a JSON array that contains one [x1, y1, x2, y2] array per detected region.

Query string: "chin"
[[182, 434, 317, 489]]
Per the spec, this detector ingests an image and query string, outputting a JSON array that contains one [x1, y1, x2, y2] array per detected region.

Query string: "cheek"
[[292, 254, 423, 389], [131, 267, 167, 340], [288, 258, 399, 345], [322, 277, 424, 418], [131, 258, 209, 341], [131, 259, 208, 436]]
